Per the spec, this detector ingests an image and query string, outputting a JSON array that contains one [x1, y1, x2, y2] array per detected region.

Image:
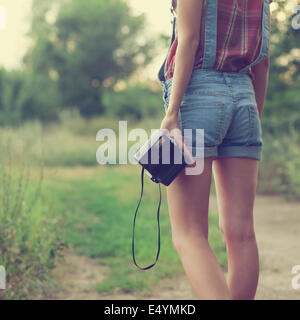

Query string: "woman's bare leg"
[[166, 157, 230, 300], [212, 157, 260, 300]]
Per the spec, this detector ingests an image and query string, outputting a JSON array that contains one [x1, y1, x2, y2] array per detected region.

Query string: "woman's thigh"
[[166, 157, 214, 242], [212, 157, 259, 240]]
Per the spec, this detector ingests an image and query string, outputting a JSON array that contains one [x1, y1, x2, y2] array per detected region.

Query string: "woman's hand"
[[159, 110, 196, 167]]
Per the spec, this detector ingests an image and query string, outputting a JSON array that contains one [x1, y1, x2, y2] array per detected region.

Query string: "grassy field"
[[1, 110, 299, 298], [43, 165, 226, 295], [0, 112, 227, 298]]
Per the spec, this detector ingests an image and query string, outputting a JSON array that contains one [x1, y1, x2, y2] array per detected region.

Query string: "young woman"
[[158, 0, 271, 300]]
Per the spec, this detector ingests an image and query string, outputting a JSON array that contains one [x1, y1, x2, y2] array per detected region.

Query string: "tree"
[[263, 0, 300, 134], [0, 69, 60, 126], [24, 0, 158, 117]]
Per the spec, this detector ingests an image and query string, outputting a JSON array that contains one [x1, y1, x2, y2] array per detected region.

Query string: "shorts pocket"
[[247, 105, 263, 146], [179, 102, 225, 148]]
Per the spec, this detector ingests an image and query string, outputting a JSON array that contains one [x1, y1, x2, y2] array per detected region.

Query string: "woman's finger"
[[169, 128, 196, 166]]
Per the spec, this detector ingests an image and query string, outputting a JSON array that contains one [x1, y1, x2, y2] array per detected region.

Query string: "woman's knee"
[[219, 219, 256, 246], [172, 231, 208, 252]]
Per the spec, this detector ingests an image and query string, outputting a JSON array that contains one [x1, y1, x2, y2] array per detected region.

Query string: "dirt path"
[[49, 194, 300, 300]]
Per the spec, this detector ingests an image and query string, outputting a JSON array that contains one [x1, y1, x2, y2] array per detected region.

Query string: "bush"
[[0, 144, 65, 299], [0, 69, 61, 127], [258, 130, 300, 200], [102, 83, 164, 121]]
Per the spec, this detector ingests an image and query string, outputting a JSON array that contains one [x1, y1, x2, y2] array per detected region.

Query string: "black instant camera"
[[134, 130, 192, 186], [132, 130, 195, 270]]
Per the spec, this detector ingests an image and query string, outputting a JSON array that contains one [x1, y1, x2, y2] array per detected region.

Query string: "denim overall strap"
[[239, 0, 270, 73], [157, 16, 176, 84], [202, 0, 218, 70]]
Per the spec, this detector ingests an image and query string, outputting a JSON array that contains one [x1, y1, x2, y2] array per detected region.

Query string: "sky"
[[0, 0, 173, 80], [0, 0, 32, 69]]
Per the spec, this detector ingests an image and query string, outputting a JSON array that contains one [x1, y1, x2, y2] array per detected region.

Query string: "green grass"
[[7, 109, 300, 297], [0, 158, 65, 299], [45, 165, 227, 295], [3, 109, 300, 298], [2, 109, 300, 201], [0, 111, 164, 168], [0, 113, 227, 298]]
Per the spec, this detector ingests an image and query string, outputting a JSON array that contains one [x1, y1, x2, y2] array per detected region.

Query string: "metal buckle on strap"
[[170, 5, 177, 24]]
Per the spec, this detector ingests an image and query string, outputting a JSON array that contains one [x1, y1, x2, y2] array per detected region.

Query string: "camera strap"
[[132, 167, 162, 270]]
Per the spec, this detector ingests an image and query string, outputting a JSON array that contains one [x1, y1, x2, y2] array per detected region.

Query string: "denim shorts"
[[161, 69, 263, 160]]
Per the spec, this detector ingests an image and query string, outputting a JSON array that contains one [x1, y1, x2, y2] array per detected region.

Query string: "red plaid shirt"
[[164, 0, 272, 80]]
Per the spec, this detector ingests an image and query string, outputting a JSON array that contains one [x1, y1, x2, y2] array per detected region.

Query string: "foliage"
[[0, 69, 60, 126], [262, 0, 300, 134], [24, 0, 159, 117], [0, 144, 65, 299], [102, 82, 164, 121], [259, 130, 300, 200]]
